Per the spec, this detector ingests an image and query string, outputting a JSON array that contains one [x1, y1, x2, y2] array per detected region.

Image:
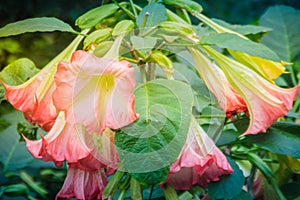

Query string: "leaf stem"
[[148, 184, 154, 200], [129, 0, 138, 17], [140, 12, 150, 35], [140, 64, 148, 83], [3, 139, 19, 173]]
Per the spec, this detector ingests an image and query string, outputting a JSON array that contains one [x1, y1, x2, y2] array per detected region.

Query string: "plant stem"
[[148, 184, 154, 200], [147, 63, 156, 80], [140, 64, 147, 83], [129, 0, 138, 17]]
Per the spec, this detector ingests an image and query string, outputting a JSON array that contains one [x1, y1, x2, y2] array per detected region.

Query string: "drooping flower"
[[229, 50, 287, 82], [165, 117, 233, 189], [24, 112, 119, 169], [2, 64, 57, 131], [56, 154, 113, 200], [189, 48, 247, 118], [204, 46, 300, 135], [195, 13, 287, 82], [56, 167, 108, 200], [2, 33, 87, 131], [53, 50, 139, 134]]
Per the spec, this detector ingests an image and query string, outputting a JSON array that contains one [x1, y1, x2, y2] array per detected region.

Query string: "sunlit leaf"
[[115, 79, 194, 185], [212, 18, 271, 35], [201, 32, 281, 61], [136, 3, 167, 29], [0, 17, 76, 37], [76, 3, 121, 29], [0, 58, 39, 86]]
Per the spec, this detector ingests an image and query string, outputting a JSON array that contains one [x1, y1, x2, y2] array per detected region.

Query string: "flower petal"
[[53, 50, 139, 134], [2, 64, 57, 131], [229, 50, 287, 82], [56, 167, 108, 200], [24, 112, 93, 166], [189, 48, 247, 118], [166, 117, 233, 189], [205, 46, 300, 135]]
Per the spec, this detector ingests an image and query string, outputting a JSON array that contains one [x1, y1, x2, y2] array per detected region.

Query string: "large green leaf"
[[0, 58, 40, 86], [0, 110, 54, 171], [208, 156, 244, 200], [201, 32, 281, 61], [0, 111, 35, 170], [75, 3, 121, 29], [115, 79, 194, 184], [212, 18, 271, 35], [136, 3, 167, 29], [243, 122, 300, 158], [259, 5, 300, 62], [0, 17, 76, 37]]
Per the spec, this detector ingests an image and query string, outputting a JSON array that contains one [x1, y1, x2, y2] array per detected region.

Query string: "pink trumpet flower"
[[204, 46, 300, 135], [56, 155, 113, 200], [53, 50, 139, 134], [165, 117, 233, 189], [56, 167, 108, 200], [24, 112, 93, 167], [1, 33, 86, 131], [24, 112, 119, 169], [189, 48, 247, 118], [2, 64, 57, 131]]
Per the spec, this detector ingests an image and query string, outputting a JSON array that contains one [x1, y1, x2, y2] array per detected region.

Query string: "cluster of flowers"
[[2, 16, 300, 200]]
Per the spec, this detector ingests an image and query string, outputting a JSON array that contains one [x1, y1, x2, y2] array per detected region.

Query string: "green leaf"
[[131, 166, 169, 186], [112, 20, 135, 36], [0, 111, 34, 171], [201, 33, 281, 61], [230, 190, 252, 200], [136, 3, 167, 29], [3, 184, 29, 196], [0, 58, 40, 86], [243, 122, 300, 158], [159, 21, 195, 37], [0, 17, 76, 37], [0, 110, 53, 171], [93, 41, 114, 58], [162, 184, 179, 200], [259, 5, 300, 62], [216, 129, 239, 146], [83, 28, 112, 49], [162, 0, 202, 13], [130, 36, 157, 53], [208, 156, 244, 200], [149, 51, 173, 78], [75, 3, 120, 29], [212, 18, 271, 35], [115, 79, 194, 182]]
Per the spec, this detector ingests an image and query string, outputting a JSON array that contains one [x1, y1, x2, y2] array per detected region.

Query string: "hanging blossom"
[[56, 155, 110, 200], [2, 65, 57, 131], [52, 50, 139, 135], [22, 50, 139, 199], [189, 48, 247, 118], [1, 33, 87, 131], [164, 117, 233, 189], [25, 112, 117, 200], [195, 13, 287, 82], [204, 46, 300, 135]]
